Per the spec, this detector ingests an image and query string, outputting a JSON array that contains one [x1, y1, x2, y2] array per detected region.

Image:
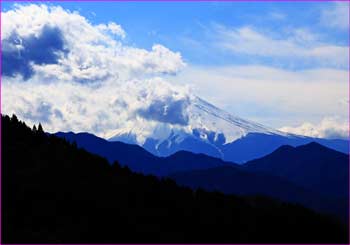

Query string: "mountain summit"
[[109, 96, 285, 145], [108, 97, 348, 163]]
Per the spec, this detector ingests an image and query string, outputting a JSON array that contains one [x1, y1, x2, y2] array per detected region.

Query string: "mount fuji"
[[108, 97, 349, 163]]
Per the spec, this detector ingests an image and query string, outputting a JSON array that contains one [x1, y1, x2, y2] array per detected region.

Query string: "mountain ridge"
[[244, 141, 349, 198], [4, 114, 347, 243], [55, 131, 232, 175], [108, 97, 348, 163], [55, 131, 349, 221]]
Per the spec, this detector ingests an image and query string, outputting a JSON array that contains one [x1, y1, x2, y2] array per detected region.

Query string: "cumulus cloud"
[[2, 75, 192, 139], [214, 25, 348, 68], [2, 4, 185, 82], [1, 4, 189, 140], [2, 3, 348, 143], [2, 25, 66, 79], [320, 2, 349, 30], [97, 22, 126, 39], [137, 96, 190, 126], [279, 118, 349, 139]]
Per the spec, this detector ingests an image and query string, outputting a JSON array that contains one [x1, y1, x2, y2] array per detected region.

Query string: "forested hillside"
[[2, 115, 347, 243]]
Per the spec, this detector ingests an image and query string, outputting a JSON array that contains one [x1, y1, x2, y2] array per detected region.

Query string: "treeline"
[[2, 114, 348, 243]]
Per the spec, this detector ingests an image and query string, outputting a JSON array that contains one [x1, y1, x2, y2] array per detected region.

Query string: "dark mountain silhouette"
[[170, 165, 348, 222], [244, 142, 349, 199], [55, 131, 230, 175], [3, 114, 348, 243], [112, 131, 349, 164], [221, 132, 349, 163], [56, 131, 349, 221]]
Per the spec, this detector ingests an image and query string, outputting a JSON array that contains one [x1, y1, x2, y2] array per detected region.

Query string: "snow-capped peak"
[[108, 96, 288, 147]]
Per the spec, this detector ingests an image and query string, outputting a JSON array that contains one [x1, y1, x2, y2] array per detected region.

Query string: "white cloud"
[[2, 75, 192, 140], [280, 117, 349, 139], [170, 65, 349, 129], [2, 4, 185, 82], [97, 22, 126, 39], [2, 4, 348, 142], [1, 4, 189, 141], [214, 25, 348, 68], [320, 2, 349, 30]]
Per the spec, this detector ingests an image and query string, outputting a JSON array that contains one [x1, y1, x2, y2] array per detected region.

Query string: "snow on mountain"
[[109, 96, 287, 141], [189, 97, 287, 141], [107, 96, 302, 161]]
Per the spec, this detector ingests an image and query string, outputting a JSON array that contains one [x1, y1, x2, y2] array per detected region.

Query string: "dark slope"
[[221, 132, 349, 163], [171, 165, 314, 198], [244, 142, 349, 199], [113, 131, 349, 164], [55, 132, 164, 174], [170, 165, 348, 222], [56, 131, 349, 220], [3, 114, 348, 243], [55, 131, 230, 175]]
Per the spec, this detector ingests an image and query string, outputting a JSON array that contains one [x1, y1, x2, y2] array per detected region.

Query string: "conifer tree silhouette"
[[38, 123, 44, 134]]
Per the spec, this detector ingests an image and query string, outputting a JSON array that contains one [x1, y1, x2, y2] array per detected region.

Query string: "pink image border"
[[0, 0, 348, 245]]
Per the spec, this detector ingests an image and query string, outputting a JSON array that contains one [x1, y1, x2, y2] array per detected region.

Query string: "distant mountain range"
[[171, 142, 349, 221], [56, 131, 349, 221], [55, 132, 228, 176], [244, 142, 349, 198], [108, 97, 349, 163], [5, 114, 347, 243]]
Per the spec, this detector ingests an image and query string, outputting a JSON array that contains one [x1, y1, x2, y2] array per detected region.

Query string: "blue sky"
[[1, 2, 349, 139], [3, 1, 348, 68]]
